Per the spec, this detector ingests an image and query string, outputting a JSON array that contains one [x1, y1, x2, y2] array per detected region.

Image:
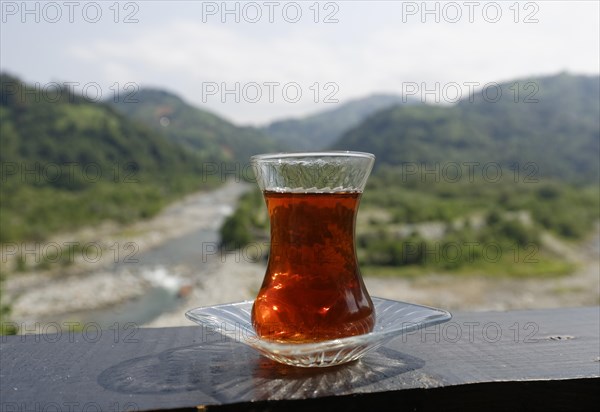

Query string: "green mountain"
[[0, 74, 210, 242], [263, 94, 416, 151], [110, 89, 278, 162], [333, 73, 600, 183]]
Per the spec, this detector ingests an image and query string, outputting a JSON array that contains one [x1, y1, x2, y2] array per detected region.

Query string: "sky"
[[1, 0, 599, 125]]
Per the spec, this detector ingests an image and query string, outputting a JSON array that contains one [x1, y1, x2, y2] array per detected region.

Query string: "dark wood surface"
[[1, 306, 599, 411]]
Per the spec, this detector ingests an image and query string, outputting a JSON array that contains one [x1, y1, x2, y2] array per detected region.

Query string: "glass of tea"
[[250, 151, 376, 343]]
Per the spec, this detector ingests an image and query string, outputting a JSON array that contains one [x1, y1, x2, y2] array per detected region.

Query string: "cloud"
[[61, 2, 599, 124]]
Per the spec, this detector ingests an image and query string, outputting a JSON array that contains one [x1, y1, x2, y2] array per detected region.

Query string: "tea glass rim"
[[251, 151, 375, 163]]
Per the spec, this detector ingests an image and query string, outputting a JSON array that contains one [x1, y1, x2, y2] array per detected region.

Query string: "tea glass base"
[[185, 297, 451, 368]]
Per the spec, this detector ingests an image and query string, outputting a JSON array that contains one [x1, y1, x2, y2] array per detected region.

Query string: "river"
[[8, 181, 253, 330], [77, 225, 226, 327]]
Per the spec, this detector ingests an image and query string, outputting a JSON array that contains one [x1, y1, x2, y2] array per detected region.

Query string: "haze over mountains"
[[1, 71, 598, 241], [262, 94, 416, 151], [109, 72, 600, 183], [109, 89, 278, 163], [109, 90, 416, 156]]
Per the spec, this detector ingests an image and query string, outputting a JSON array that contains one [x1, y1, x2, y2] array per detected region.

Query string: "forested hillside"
[[334, 73, 599, 183], [0, 74, 211, 241]]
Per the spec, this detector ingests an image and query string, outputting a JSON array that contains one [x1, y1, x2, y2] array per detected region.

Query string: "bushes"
[[359, 216, 543, 274], [219, 189, 266, 250], [218, 169, 598, 277], [0, 177, 207, 243], [364, 171, 599, 241], [0, 273, 17, 335], [219, 211, 252, 250]]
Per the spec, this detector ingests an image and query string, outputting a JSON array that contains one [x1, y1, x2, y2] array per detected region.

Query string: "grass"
[[361, 255, 577, 279], [551, 285, 587, 295], [360, 265, 430, 279]]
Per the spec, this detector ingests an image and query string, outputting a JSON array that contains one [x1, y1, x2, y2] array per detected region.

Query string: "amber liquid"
[[251, 191, 375, 343]]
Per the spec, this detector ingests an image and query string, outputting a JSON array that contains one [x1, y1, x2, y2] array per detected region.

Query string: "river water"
[[44, 181, 252, 329]]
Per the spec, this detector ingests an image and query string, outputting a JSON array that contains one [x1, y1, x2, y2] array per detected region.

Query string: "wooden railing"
[[1, 306, 598, 411]]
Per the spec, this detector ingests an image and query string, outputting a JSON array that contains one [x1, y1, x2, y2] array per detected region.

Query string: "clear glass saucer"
[[185, 297, 451, 368]]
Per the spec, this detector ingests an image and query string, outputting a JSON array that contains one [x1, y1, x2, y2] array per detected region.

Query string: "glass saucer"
[[185, 297, 451, 368]]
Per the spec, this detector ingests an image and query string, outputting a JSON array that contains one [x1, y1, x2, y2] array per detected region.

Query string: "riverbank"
[[144, 239, 599, 328], [3, 181, 251, 327], [146, 226, 599, 328]]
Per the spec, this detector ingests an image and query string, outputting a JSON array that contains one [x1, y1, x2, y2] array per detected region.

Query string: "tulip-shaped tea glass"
[[251, 151, 376, 343]]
